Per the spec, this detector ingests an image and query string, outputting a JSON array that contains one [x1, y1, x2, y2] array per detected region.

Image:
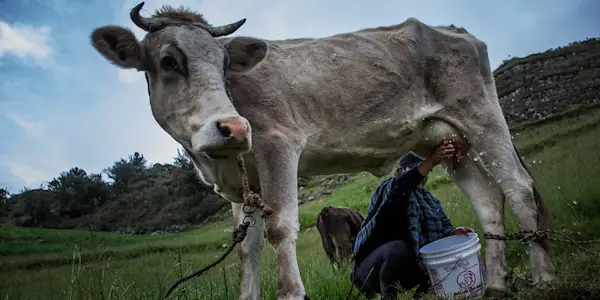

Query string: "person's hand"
[[451, 226, 474, 236], [417, 139, 457, 176], [427, 139, 456, 165]]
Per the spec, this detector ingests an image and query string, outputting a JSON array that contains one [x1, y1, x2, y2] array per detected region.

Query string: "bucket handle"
[[452, 252, 469, 264], [439, 253, 467, 275]]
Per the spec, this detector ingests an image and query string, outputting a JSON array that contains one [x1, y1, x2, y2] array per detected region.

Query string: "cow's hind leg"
[[439, 149, 509, 297], [253, 136, 307, 300], [415, 119, 509, 296], [456, 124, 556, 285], [483, 143, 556, 284], [508, 144, 556, 284], [232, 202, 265, 300]]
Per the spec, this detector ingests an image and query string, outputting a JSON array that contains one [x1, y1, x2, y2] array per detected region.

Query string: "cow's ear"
[[91, 25, 145, 70], [223, 37, 268, 73]]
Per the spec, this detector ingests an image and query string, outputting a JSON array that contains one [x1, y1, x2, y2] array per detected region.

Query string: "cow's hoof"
[[484, 287, 507, 299], [304, 296, 310, 300]]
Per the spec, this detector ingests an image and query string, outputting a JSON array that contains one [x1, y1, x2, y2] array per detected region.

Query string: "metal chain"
[[346, 230, 600, 299], [164, 154, 267, 299], [484, 229, 600, 257], [489, 228, 600, 294]]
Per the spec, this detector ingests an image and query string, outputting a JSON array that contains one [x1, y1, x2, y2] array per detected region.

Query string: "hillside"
[[495, 37, 600, 123], [1, 37, 599, 234]]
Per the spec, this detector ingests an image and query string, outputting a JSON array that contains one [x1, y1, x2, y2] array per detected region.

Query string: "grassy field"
[[2, 107, 600, 300]]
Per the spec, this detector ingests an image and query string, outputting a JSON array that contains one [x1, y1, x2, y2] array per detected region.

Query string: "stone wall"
[[494, 38, 600, 124]]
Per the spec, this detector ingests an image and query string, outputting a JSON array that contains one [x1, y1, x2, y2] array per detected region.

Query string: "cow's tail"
[[316, 207, 336, 264], [512, 142, 552, 230], [512, 141, 554, 253]]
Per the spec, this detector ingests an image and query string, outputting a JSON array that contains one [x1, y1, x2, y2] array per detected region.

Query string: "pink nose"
[[216, 118, 249, 141]]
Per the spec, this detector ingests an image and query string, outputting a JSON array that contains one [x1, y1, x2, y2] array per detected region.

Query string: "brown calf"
[[316, 206, 364, 268]]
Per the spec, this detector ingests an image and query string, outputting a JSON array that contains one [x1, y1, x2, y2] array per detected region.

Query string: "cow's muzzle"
[[216, 117, 249, 143], [192, 116, 252, 157]]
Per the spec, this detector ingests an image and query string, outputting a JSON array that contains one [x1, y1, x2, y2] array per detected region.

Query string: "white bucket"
[[419, 232, 486, 299]]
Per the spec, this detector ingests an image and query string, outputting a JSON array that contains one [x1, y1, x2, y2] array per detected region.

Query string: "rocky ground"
[[298, 174, 353, 203]]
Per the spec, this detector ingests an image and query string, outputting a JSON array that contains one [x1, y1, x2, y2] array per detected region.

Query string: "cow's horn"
[[207, 19, 247, 37], [130, 2, 151, 31]]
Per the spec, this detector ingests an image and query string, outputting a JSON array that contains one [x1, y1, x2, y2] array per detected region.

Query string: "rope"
[[235, 153, 273, 216], [426, 259, 461, 295], [164, 154, 269, 299], [164, 221, 251, 298]]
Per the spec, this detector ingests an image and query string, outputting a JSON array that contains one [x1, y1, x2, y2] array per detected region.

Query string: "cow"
[[90, 2, 556, 299], [315, 206, 364, 269]]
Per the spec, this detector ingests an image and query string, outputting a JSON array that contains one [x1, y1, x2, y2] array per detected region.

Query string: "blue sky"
[[0, 0, 598, 194]]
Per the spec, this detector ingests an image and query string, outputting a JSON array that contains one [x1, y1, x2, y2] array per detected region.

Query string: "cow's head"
[[90, 2, 268, 159]]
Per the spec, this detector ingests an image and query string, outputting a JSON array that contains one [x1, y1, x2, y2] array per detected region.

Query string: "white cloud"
[[5, 161, 51, 188], [2, 112, 70, 189], [0, 21, 53, 63], [7, 112, 66, 159], [4, 112, 46, 140]]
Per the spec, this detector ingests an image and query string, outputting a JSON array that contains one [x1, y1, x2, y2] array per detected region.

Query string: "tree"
[[171, 148, 212, 191], [1, 149, 230, 231], [104, 152, 148, 193], [0, 188, 10, 219], [9, 189, 56, 227], [0, 188, 9, 203], [173, 148, 194, 171], [48, 167, 111, 218]]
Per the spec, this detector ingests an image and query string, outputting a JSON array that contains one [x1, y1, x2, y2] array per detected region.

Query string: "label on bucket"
[[426, 253, 486, 299]]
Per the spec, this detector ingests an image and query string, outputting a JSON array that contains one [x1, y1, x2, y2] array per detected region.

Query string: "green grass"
[[1, 108, 600, 300], [0, 226, 167, 256]]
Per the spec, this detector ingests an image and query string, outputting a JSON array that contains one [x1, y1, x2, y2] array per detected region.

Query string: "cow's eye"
[[160, 56, 179, 71]]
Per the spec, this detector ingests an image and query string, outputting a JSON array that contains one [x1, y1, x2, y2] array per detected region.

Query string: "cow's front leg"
[[253, 137, 307, 300], [232, 202, 265, 300]]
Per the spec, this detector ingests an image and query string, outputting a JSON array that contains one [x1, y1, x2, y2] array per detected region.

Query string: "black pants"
[[353, 240, 431, 299]]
